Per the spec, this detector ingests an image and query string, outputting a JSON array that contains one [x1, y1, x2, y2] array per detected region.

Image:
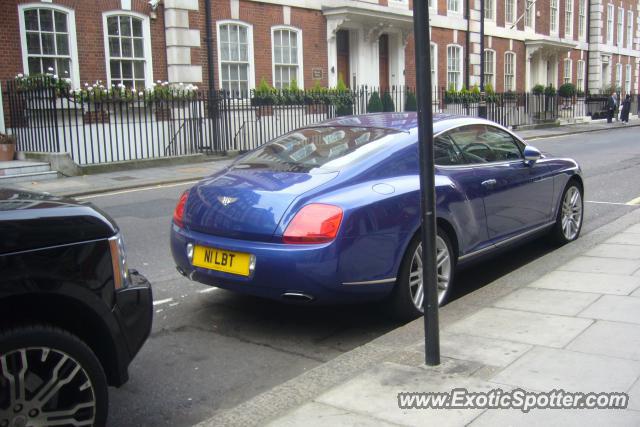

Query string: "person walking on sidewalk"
[[607, 92, 618, 123], [620, 94, 631, 123]]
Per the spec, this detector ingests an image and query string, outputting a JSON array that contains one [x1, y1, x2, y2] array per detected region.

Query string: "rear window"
[[234, 127, 403, 172]]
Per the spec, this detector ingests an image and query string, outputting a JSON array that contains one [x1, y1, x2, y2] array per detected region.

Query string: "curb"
[[522, 121, 640, 140], [59, 175, 208, 198], [195, 206, 640, 427]]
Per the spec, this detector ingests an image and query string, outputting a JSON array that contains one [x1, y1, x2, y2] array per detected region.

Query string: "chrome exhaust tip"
[[281, 292, 314, 302]]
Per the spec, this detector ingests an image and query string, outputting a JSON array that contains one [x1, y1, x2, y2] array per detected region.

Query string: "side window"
[[434, 134, 464, 165], [448, 125, 522, 163]]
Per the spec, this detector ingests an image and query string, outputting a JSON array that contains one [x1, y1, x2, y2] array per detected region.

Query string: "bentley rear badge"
[[217, 196, 238, 206]]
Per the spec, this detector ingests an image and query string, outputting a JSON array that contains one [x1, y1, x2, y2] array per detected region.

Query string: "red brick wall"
[[0, 0, 167, 86]]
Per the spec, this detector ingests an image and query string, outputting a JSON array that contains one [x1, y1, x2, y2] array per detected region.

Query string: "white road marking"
[[586, 200, 635, 206], [198, 287, 218, 293], [153, 298, 174, 306], [627, 196, 640, 206], [169, 302, 179, 307], [76, 181, 198, 200], [156, 309, 164, 313]]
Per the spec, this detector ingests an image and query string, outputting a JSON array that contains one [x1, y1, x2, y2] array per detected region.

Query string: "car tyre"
[[550, 180, 584, 245], [388, 227, 456, 322], [0, 325, 108, 427]]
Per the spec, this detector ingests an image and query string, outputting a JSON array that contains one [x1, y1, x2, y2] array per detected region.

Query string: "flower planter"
[[83, 109, 110, 124], [155, 107, 172, 121], [0, 135, 17, 161], [256, 105, 274, 118]]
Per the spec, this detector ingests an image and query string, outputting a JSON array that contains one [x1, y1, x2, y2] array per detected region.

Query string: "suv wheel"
[[0, 325, 108, 427]]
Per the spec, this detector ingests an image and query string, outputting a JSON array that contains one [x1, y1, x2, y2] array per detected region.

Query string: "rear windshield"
[[233, 126, 403, 172]]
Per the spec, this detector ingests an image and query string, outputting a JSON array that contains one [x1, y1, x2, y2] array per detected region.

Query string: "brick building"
[[1, 0, 639, 96]]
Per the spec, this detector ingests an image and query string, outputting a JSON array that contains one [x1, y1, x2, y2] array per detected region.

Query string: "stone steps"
[[0, 161, 59, 184]]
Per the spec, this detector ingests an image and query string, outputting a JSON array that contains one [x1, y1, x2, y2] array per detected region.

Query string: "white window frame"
[[216, 20, 255, 94], [577, 59, 585, 91], [550, 0, 559, 34], [18, 3, 80, 88], [565, 0, 573, 38], [504, 51, 516, 92], [615, 63, 622, 90], [447, 0, 461, 14], [102, 11, 153, 89], [563, 58, 572, 84], [627, 11, 633, 49], [271, 25, 303, 90], [578, 0, 586, 40], [525, 0, 536, 29], [625, 63, 632, 94], [484, 0, 495, 20], [483, 49, 496, 89], [430, 43, 438, 93], [446, 44, 463, 91], [607, 4, 614, 45], [617, 8, 624, 47], [505, 0, 516, 25]]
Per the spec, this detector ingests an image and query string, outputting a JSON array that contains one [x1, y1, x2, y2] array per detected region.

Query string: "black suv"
[[0, 189, 152, 427]]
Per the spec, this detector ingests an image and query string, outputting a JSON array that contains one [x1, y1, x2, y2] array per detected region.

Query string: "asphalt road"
[[87, 125, 640, 426]]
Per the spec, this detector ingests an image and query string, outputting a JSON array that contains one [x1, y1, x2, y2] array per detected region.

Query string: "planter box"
[[0, 136, 16, 161], [155, 107, 172, 121], [83, 110, 110, 124], [256, 105, 274, 118]]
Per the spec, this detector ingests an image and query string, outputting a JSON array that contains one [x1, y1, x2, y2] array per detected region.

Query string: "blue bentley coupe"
[[170, 113, 583, 319]]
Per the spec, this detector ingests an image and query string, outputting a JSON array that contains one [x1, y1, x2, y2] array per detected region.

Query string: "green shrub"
[[252, 78, 277, 105], [484, 83, 495, 94], [404, 90, 417, 111], [532, 84, 545, 95], [544, 85, 556, 96], [558, 83, 576, 98], [381, 91, 395, 112], [367, 91, 383, 113]]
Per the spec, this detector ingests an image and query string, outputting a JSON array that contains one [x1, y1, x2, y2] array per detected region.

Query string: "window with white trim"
[[565, 0, 573, 37], [504, 52, 515, 92], [627, 11, 633, 49], [625, 64, 632, 94], [551, 0, 559, 33], [448, 0, 460, 14], [525, 0, 535, 28], [616, 63, 622, 90], [105, 14, 151, 89], [429, 0, 435, 8], [484, 0, 494, 20], [272, 27, 302, 89], [607, 5, 614, 45], [22, 7, 71, 77], [578, 0, 586, 39], [618, 8, 624, 46], [505, 0, 515, 24], [430, 44, 438, 92], [563, 59, 572, 84], [447, 45, 462, 90], [577, 60, 585, 91], [218, 22, 253, 95], [484, 50, 495, 88]]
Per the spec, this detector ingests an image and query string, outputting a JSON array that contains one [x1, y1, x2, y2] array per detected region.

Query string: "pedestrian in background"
[[620, 94, 631, 123], [607, 91, 617, 123]]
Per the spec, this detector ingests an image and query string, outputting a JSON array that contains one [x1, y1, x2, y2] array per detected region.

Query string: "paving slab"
[[445, 307, 592, 348], [268, 402, 395, 427], [491, 346, 640, 393], [567, 320, 640, 361], [557, 256, 640, 275], [585, 243, 640, 260], [632, 288, 640, 297], [492, 288, 601, 316], [625, 224, 640, 234], [628, 379, 640, 411], [471, 408, 640, 426], [418, 332, 532, 368], [315, 362, 493, 427], [606, 233, 640, 246], [578, 295, 640, 324], [527, 270, 640, 295]]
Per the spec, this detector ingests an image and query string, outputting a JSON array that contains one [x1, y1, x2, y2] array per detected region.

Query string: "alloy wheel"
[[0, 347, 96, 427], [561, 186, 582, 241], [408, 235, 452, 312]]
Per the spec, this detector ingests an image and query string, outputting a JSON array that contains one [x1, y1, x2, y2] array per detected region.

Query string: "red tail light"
[[283, 204, 343, 244], [173, 190, 189, 228]]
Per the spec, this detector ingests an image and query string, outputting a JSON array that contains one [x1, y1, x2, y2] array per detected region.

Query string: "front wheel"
[[389, 228, 455, 321], [550, 181, 584, 245], [0, 325, 108, 427]]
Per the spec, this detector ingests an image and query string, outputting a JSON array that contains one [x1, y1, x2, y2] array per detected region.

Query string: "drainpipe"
[[204, 0, 219, 150], [465, 0, 471, 90], [585, 0, 591, 95]]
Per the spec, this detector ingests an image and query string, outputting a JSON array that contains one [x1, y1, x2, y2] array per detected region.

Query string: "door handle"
[[481, 179, 497, 188]]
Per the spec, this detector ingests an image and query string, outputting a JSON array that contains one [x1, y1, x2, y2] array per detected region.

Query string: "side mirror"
[[523, 146, 542, 163]]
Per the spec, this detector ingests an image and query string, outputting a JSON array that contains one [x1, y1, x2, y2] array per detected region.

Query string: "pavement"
[[2, 117, 639, 198], [197, 206, 640, 427]]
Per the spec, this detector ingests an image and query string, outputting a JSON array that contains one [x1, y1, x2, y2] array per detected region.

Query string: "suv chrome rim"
[[0, 347, 96, 427], [562, 186, 582, 240], [409, 236, 452, 311]]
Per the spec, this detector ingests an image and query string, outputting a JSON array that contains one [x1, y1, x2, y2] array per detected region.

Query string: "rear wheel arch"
[[0, 292, 123, 387]]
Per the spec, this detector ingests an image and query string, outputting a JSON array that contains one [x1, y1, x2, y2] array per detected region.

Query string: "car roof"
[[320, 112, 503, 135]]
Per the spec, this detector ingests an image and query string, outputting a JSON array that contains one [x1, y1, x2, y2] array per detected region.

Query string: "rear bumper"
[[170, 224, 393, 304]]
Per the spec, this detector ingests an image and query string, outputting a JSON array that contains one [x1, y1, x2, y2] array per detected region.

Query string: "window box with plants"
[[252, 79, 277, 118]]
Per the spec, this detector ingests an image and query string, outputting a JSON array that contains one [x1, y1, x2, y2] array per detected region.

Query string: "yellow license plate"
[[192, 245, 252, 277]]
